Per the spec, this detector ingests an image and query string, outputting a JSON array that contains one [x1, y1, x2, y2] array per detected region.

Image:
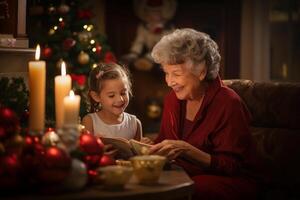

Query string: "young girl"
[[82, 63, 142, 141]]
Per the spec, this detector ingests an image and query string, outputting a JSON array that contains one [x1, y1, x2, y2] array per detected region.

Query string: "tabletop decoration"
[[97, 165, 133, 190], [55, 61, 71, 129], [130, 155, 166, 185], [28, 44, 45, 135], [63, 90, 81, 126], [0, 109, 117, 194]]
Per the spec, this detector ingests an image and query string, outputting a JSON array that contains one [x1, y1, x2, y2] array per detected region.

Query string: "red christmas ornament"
[[37, 146, 71, 184], [70, 74, 86, 88], [84, 154, 102, 169], [42, 47, 53, 59], [0, 153, 21, 188], [99, 154, 116, 167], [5, 134, 24, 155], [20, 135, 44, 178], [95, 44, 102, 56], [104, 51, 117, 63], [59, 21, 65, 28], [79, 132, 104, 155], [87, 169, 98, 184], [0, 107, 19, 140], [77, 10, 93, 19], [63, 38, 76, 51]]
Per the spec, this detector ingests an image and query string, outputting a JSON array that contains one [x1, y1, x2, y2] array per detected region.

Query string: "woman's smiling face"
[[162, 63, 204, 100]]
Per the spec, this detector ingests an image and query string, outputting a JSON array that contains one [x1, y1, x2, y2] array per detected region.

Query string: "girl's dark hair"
[[88, 62, 132, 112]]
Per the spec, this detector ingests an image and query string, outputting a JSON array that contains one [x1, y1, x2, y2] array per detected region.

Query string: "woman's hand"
[[140, 137, 154, 144], [148, 139, 191, 160]]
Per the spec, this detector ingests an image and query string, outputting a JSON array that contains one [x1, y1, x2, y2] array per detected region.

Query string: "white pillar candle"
[[28, 45, 45, 132], [63, 90, 81, 126], [55, 61, 71, 128]]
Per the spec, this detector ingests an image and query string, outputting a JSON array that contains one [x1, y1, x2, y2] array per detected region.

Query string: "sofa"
[[223, 79, 300, 200]]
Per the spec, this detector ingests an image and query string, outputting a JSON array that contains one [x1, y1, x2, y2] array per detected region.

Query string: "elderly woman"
[[149, 28, 259, 200]]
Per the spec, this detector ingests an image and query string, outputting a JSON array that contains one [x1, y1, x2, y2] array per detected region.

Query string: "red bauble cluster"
[[79, 130, 104, 155], [0, 153, 21, 189], [0, 107, 22, 189], [0, 107, 20, 140], [37, 146, 71, 184], [79, 130, 116, 183], [79, 130, 105, 169], [20, 135, 44, 178]]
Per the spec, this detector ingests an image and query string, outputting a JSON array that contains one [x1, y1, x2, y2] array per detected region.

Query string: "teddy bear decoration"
[[122, 0, 177, 71]]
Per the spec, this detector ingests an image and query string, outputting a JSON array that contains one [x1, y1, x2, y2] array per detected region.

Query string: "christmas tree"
[[31, 0, 116, 124]]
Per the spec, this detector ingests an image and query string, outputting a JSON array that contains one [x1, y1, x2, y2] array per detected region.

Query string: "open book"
[[100, 137, 153, 159]]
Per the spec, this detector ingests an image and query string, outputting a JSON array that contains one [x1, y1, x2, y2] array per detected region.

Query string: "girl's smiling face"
[[97, 78, 129, 117]]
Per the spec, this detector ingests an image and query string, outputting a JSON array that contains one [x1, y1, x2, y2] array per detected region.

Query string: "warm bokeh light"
[[61, 61, 66, 76], [35, 44, 40, 60]]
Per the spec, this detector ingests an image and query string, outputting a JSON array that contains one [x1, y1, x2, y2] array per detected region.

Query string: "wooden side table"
[[2, 169, 194, 200]]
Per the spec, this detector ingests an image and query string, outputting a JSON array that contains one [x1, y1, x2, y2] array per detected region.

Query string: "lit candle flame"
[[69, 90, 75, 98], [61, 61, 66, 76], [35, 44, 40, 60]]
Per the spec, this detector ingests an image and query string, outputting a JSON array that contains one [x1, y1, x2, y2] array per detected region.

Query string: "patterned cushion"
[[224, 79, 300, 196]]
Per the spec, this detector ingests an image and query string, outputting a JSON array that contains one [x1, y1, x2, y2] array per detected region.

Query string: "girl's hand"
[[140, 137, 154, 144], [148, 140, 191, 160]]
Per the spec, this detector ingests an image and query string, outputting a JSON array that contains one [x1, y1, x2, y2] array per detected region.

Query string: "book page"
[[129, 139, 153, 155], [100, 137, 134, 159]]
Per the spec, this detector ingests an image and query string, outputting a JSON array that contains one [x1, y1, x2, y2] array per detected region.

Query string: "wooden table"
[[2, 169, 194, 200]]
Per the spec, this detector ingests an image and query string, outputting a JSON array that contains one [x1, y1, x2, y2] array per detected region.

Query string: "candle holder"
[[57, 124, 82, 152], [29, 129, 44, 137]]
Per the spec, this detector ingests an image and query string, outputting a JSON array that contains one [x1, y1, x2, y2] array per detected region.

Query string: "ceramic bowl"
[[97, 165, 133, 190], [130, 155, 166, 185]]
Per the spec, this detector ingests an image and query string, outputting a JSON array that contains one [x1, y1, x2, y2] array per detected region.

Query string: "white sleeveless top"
[[88, 112, 138, 139]]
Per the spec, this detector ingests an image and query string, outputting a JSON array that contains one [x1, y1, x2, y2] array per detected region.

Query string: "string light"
[[83, 25, 88, 29], [90, 39, 95, 44], [59, 17, 63, 22], [54, 26, 58, 30], [92, 47, 96, 52], [87, 25, 93, 31], [92, 63, 97, 68]]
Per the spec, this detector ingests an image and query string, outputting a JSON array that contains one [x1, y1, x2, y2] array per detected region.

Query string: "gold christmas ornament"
[[48, 6, 56, 14], [147, 102, 162, 119], [58, 4, 70, 14], [78, 51, 90, 65], [78, 31, 92, 43], [49, 28, 55, 35]]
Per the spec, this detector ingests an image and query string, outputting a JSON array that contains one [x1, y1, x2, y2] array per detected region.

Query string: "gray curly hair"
[[151, 28, 221, 80]]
